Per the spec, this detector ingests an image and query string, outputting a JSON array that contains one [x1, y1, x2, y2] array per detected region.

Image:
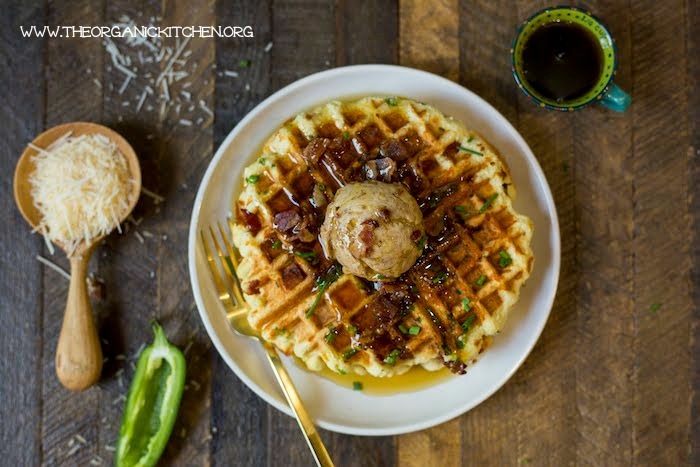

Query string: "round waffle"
[[231, 97, 533, 377]]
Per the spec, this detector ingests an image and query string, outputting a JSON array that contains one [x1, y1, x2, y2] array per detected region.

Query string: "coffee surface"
[[521, 22, 603, 102]]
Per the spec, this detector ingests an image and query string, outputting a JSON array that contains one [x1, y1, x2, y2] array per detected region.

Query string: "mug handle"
[[599, 83, 631, 112]]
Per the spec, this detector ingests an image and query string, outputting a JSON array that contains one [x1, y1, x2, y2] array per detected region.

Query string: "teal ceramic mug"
[[511, 6, 631, 112]]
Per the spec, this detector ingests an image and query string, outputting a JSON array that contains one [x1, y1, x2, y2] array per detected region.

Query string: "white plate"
[[188, 65, 560, 436]]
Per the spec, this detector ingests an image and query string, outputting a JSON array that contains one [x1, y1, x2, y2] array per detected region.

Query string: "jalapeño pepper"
[[116, 322, 186, 467]]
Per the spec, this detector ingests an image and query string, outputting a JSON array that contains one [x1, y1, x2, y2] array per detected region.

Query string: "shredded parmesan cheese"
[[29, 133, 134, 255]]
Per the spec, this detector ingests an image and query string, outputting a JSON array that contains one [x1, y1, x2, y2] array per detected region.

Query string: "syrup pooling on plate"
[[231, 96, 534, 380]]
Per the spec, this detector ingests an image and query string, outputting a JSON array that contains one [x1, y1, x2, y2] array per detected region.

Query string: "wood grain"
[[630, 1, 692, 464], [331, 3, 401, 466], [398, 1, 462, 466], [688, 0, 700, 464], [154, 2, 217, 465], [508, 2, 579, 465], [40, 2, 104, 464], [267, 2, 337, 465], [573, 1, 635, 463], [399, 0, 459, 81], [335, 0, 398, 66], [457, 2, 522, 465], [212, 1, 272, 466], [0, 1, 44, 466]]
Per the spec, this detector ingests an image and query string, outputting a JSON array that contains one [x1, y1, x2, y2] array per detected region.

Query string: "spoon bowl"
[[13, 122, 141, 391]]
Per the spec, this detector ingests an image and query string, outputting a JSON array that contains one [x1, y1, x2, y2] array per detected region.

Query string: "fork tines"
[[200, 221, 246, 317]]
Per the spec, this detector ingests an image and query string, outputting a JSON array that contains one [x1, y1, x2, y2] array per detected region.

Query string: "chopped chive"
[[409, 284, 419, 294], [458, 145, 483, 157], [246, 174, 260, 184], [475, 275, 487, 286], [375, 274, 385, 280], [455, 205, 469, 217], [342, 348, 358, 361], [398, 324, 409, 334], [462, 297, 471, 311], [461, 314, 476, 331], [294, 250, 317, 263], [479, 194, 498, 213], [271, 239, 281, 249], [408, 326, 421, 335], [342, 131, 350, 139], [306, 263, 342, 317], [384, 349, 400, 366], [416, 235, 428, 251], [467, 135, 474, 143], [385, 97, 398, 106], [432, 270, 447, 285], [306, 296, 322, 317], [317, 182, 326, 191], [498, 250, 512, 268], [650, 303, 661, 313], [456, 337, 466, 349], [456, 289, 463, 295], [338, 368, 347, 375], [325, 331, 336, 343], [347, 325, 358, 335], [352, 381, 363, 391], [238, 59, 251, 68], [258, 157, 266, 165]]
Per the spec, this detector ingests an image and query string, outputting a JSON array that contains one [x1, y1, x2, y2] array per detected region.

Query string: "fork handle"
[[262, 343, 334, 467]]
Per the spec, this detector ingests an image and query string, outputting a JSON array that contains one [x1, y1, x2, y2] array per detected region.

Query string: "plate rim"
[[188, 64, 561, 436]]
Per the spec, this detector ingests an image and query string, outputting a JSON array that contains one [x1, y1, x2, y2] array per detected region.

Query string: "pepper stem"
[[150, 321, 168, 349]]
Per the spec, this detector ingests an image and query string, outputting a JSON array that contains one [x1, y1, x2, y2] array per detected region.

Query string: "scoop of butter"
[[320, 181, 424, 280]]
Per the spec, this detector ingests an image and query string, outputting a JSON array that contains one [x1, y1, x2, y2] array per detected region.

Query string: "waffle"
[[231, 97, 534, 377]]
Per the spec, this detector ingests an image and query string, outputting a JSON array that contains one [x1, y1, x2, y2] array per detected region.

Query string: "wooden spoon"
[[13, 122, 141, 391]]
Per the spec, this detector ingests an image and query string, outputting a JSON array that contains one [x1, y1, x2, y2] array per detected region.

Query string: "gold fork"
[[201, 221, 334, 467]]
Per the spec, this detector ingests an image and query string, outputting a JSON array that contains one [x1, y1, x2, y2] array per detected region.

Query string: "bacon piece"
[[301, 137, 330, 165], [379, 138, 409, 161], [363, 157, 396, 182], [238, 208, 262, 236], [274, 209, 301, 232], [357, 219, 379, 256], [351, 136, 368, 156]]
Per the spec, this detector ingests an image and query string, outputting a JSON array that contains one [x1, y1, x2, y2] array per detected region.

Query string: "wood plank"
[[271, 0, 335, 89], [509, 2, 578, 465], [458, 0, 519, 122], [37, 0, 216, 465], [155, 1, 217, 464], [572, 2, 635, 464], [212, 1, 272, 466], [94, 2, 168, 466], [399, 0, 459, 81], [0, 1, 45, 465], [630, 1, 692, 464], [457, 2, 521, 465], [40, 1, 104, 465], [688, 0, 700, 463], [267, 1, 337, 465], [330, 2, 401, 466], [398, 1, 462, 466], [335, 0, 398, 65]]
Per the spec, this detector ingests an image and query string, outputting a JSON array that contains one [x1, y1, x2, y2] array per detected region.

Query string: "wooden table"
[[1, 1, 697, 465]]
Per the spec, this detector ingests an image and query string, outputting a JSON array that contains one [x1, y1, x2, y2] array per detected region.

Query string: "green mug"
[[511, 6, 631, 112]]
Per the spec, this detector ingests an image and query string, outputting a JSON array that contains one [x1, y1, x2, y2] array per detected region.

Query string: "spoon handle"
[[55, 251, 103, 391]]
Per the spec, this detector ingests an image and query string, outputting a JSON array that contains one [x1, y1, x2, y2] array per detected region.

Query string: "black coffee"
[[521, 22, 603, 102]]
